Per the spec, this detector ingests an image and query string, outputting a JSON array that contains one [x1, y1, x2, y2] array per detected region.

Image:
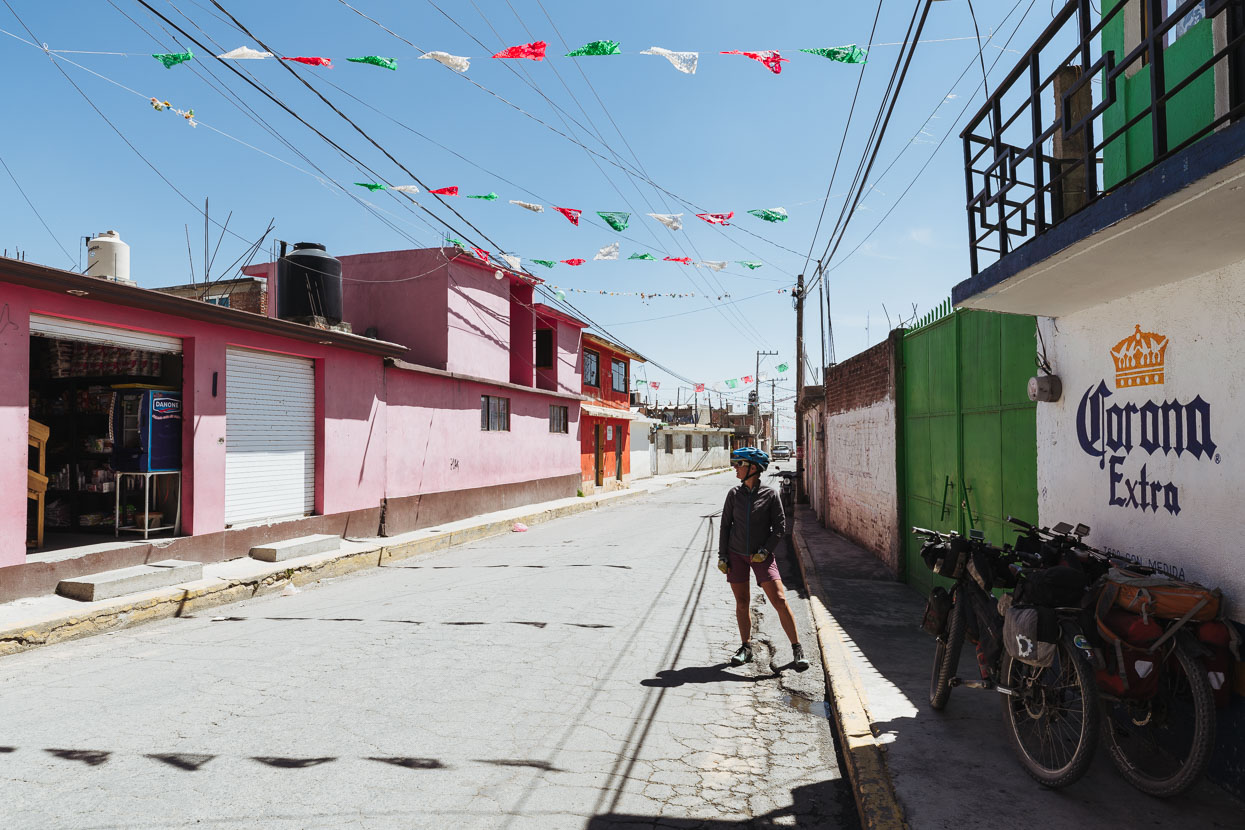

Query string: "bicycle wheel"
[[1001, 640, 1100, 787], [1101, 639, 1216, 797], [929, 589, 965, 710]]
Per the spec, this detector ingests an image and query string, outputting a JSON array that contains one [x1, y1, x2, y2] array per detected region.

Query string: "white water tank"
[[86, 230, 132, 284]]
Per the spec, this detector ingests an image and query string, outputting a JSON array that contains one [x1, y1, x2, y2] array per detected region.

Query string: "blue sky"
[[0, 1, 1052, 439]]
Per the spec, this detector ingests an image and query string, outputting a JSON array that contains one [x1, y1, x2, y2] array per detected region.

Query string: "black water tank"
[[278, 242, 343, 324]]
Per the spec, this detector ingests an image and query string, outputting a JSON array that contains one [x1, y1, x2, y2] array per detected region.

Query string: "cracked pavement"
[[0, 473, 855, 829]]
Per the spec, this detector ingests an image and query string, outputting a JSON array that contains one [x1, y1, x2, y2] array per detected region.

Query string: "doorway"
[[594, 424, 604, 487], [615, 425, 625, 481]]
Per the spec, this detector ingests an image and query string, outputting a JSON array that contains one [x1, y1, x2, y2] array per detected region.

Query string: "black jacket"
[[719, 482, 785, 559]]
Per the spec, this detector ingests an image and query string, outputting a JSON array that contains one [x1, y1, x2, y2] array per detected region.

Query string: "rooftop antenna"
[[203, 197, 209, 287], [184, 224, 197, 285]]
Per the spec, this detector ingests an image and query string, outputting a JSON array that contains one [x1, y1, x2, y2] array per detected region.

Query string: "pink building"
[[2, 246, 585, 601]]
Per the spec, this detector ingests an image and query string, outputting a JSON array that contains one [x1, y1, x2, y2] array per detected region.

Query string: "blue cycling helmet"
[[731, 446, 770, 471]]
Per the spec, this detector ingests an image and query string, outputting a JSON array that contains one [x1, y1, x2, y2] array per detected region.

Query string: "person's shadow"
[[640, 663, 780, 688]]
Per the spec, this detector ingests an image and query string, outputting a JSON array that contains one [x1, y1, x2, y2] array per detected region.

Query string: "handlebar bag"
[[1015, 565, 1087, 608], [922, 535, 970, 578], [1003, 605, 1055, 667], [920, 587, 953, 637]]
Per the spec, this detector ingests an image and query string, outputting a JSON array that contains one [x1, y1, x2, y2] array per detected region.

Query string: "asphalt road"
[[0, 472, 856, 829]]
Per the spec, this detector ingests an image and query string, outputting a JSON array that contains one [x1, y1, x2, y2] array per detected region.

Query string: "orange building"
[[579, 333, 646, 493]]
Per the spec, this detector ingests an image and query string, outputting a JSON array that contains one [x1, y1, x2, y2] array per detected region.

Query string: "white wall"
[[824, 399, 899, 573], [655, 429, 731, 475], [1037, 260, 1244, 621], [630, 421, 655, 480]]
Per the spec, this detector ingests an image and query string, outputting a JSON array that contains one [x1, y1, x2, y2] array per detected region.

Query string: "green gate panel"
[[901, 309, 1039, 591]]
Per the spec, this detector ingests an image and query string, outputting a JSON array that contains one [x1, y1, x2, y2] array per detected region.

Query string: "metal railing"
[[962, 0, 1245, 275]]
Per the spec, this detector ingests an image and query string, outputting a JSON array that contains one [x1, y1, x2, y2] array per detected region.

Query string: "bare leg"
[[760, 579, 800, 645], [729, 580, 751, 645]]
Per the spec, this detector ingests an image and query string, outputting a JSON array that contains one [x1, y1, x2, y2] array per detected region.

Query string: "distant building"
[[152, 277, 267, 316]]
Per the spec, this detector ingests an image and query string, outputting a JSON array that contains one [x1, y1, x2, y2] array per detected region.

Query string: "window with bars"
[[684, 435, 692, 453], [702, 435, 709, 452], [664, 434, 673, 454], [480, 395, 510, 431], [549, 404, 568, 433], [584, 350, 599, 387]]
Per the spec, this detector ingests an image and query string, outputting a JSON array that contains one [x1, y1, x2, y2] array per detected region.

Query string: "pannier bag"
[[1197, 621, 1240, 708], [1003, 606, 1055, 667], [921, 587, 953, 637], [921, 535, 969, 578], [1099, 566, 1221, 623], [1095, 608, 1162, 699]]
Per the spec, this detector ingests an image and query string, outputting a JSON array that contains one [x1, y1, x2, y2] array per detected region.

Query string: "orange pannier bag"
[[1098, 566, 1222, 623]]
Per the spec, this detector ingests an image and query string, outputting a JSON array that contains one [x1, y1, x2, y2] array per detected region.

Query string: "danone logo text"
[[1074, 326, 1214, 516]]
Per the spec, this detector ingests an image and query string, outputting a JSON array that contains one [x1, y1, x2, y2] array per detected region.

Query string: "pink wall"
[[385, 365, 580, 497], [557, 323, 582, 396], [0, 281, 394, 565], [509, 282, 535, 386], [445, 264, 511, 381]]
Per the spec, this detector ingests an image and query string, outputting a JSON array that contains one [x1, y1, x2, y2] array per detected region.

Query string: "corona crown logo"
[[1110, 324, 1167, 388]]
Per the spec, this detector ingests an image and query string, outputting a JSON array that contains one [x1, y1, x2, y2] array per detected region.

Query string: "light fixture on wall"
[[1027, 374, 1062, 403]]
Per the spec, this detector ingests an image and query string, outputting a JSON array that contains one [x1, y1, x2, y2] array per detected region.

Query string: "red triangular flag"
[[694, 383, 705, 393], [430, 186, 459, 196], [695, 212, 734, 226], [281, 56, 333, 68], [650, 381, 661, 390], [472, 247, 489, 262], [742, 375, 754, 383], [720, 50, 788, 75], [560, 258, 585, 266], [663, 256, 692, 264], [553, 207, 582, 226], [492, 41, 547, 61]]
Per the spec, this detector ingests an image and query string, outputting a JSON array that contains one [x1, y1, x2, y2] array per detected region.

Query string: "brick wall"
[[820, 330, 901, 575]]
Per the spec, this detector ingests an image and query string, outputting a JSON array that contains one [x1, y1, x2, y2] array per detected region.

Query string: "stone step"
[[57, 560, 204, 602], [249, 534, 341, 563]]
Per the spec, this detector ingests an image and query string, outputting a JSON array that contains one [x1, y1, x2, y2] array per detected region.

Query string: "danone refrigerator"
[[112, 389, 182, 472]]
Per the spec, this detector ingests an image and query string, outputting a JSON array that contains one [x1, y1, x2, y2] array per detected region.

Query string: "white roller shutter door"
[[225, 348, 315, 525], [30, 313, 182, 353]]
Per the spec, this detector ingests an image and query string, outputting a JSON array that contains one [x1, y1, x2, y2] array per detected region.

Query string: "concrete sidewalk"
[[790, 506, 1244, 830], [0, 469, 729, 658]]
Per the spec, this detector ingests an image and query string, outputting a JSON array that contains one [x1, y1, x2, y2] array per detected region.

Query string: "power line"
[[0, 148, 77, 268]]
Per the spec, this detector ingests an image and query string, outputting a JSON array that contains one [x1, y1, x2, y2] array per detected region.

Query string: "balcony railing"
[[962, 0, 1245, 275]]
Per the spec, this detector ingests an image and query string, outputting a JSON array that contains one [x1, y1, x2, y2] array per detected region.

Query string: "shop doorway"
[[594, 424, 604, 487], [26, 320, 184, 553]]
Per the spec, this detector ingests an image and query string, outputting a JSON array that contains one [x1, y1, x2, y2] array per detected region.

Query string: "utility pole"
[[795, 273, 806, 502], [761, 380, 771, 450], [754, 349, 777, 449]]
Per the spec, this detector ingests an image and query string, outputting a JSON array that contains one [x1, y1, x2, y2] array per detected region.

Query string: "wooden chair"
[[28, 419, 49, 549]]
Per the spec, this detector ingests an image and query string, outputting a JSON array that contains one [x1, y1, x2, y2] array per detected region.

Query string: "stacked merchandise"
[[44, 342, 162, 379]]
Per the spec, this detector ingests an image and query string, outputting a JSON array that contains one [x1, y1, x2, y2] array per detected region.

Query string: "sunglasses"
[[730, 460, 748, 467]]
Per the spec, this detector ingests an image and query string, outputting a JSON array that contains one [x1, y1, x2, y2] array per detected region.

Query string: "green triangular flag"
[[777, 363, 789, 373], [354, 182, 387, 192], [566, 40, 621, 57], [467, 192, 499, 201], [747, 207, 788, 223], [628, 252, 657, 261], [153, 51, 193, 69], [447, 237, 467, 249], [347, 55, 398, 70], [635, 379, 648, 386], [800, 45, 867, 64], [738, 261, 763, 270], [597, 211, 630, 231], [531, 259, 556, 268], [725, 379, 739, 389]]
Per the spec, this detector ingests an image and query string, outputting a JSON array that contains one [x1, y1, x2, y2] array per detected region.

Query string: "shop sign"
[[1075, 326, 1216, 516], [152, 395, 182, 420]]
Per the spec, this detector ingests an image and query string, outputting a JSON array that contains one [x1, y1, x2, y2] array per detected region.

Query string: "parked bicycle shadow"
[[587, 778, 853, 828]]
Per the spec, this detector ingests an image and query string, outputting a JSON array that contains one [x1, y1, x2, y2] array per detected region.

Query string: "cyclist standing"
[[718, 447, 810, 671]]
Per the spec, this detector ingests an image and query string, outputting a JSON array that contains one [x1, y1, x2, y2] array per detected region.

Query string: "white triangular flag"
[[501, 254, 521, 270], [594, 242, 620, 261], [648, 213, 683, 231], [698, 260, 728, 271], [419, 51, 470, 73], [509, 200, 544, 213], [641, 47, 698, 75], [218, 46, 273, 60], [391, 185, 420, 194]]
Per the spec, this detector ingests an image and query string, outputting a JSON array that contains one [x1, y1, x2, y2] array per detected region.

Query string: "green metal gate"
[[899, 305, 1040, 594]]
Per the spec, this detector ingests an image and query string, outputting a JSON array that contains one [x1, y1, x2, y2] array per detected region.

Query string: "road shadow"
[[640, 663, 779, 688], [587, 778, 855, 828]]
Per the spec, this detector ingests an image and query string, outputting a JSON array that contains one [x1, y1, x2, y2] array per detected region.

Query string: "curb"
[[790, 518, 908, 830], [0, 473, 720, 659]]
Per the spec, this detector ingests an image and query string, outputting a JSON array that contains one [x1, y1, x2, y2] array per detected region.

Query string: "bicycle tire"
[[929, 590, 965, 711], [1102, 638, 1216, 798], [1001, 639, 1100, 788]]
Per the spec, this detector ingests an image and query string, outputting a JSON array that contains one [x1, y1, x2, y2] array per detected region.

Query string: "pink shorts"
[[726, 551, 782, 585]]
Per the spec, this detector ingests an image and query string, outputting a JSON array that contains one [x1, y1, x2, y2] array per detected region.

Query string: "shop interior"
[[26, 335, 184, 553]]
